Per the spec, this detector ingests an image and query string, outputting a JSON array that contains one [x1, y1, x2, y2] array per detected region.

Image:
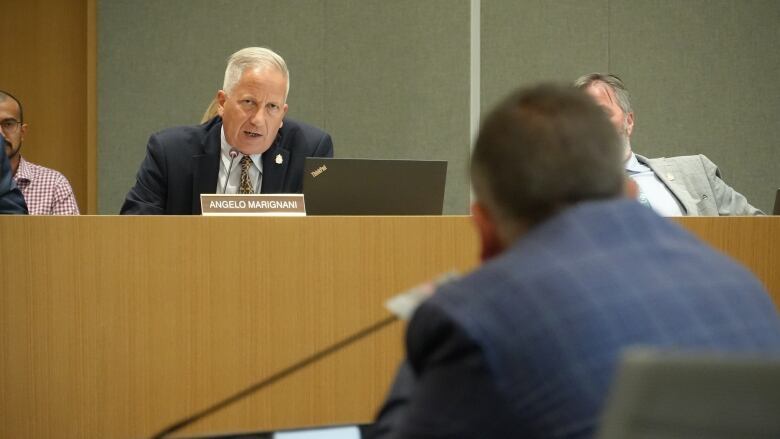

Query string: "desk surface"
[[0, 215, 777, 438]]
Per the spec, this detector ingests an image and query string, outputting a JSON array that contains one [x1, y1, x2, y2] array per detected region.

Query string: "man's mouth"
[[244, 130, 262, 138]]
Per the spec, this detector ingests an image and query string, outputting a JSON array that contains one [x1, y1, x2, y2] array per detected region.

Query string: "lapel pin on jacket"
[[275, 154, 283, 165]]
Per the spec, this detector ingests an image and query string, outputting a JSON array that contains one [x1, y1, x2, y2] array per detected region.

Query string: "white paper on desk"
[[273, 425, 360, 439], [384, 272, 460, 320]]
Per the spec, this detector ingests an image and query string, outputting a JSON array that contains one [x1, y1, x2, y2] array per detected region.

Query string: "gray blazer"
[[637, 154, 762, 216]]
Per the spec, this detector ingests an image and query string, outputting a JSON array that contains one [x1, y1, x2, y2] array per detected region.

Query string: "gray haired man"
[[575, 73, 761, 216], [121, 47, 333, 215]]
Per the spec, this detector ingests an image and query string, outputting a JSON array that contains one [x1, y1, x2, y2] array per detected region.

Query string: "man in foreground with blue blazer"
[[368, 84, 780, 438], [121, 47, 333, 215], [575, 73, 761, 216]]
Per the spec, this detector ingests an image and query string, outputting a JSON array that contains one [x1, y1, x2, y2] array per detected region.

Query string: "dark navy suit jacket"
[[120, 117, 333, 215], [370, 199, 780, 439], [0, 137, 27, 214]]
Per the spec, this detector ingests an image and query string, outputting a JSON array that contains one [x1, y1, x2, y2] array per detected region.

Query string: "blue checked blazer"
[[370, 199, 780, 439]]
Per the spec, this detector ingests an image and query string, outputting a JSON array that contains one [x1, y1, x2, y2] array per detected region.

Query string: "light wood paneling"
[[1, 0, 91, 213], [0, 215, 777, 438], [0, 216, 478, 438], [675, 216, 780, 308]]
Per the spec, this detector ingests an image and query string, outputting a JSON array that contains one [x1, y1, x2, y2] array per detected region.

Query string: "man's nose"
[[250, 108, 265, 126]]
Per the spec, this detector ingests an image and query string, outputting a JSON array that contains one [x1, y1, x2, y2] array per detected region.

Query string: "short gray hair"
[[223, 47, 290, 99], [574, 73, 632, 115]]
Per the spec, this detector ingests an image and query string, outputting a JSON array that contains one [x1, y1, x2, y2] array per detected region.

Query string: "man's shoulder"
[[18, 158, 70, 184], [639, 153, 714, 171], [279, 117, 330, 145], [426, 201, 704, 321], [149, 118, 220, 152], [277, 117, 333, 158], [281, 117, 328, 136]]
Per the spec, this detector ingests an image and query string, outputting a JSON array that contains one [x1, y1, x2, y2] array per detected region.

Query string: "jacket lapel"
[[637, 154, 700, 215], [192, 118, 222, 214], [261, 129, 290, 193]]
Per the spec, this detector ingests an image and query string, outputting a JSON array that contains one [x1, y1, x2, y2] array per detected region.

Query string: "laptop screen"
[[303, 158, 447, 215]]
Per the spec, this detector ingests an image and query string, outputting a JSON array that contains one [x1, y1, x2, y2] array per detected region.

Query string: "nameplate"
[[200, 194, 306, 216]]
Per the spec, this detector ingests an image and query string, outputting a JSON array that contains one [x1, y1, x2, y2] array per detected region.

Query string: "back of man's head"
[[472, 84, 624, 226]]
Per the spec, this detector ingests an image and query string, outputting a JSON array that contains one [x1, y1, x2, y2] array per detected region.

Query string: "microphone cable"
[[149, 314, 399, 439]]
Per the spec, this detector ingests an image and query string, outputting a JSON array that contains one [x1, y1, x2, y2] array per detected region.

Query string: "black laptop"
[[303, 158, 447, 215]]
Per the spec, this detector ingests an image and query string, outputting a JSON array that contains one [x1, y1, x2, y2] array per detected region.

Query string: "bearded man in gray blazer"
[[575, 73, 762, 216]]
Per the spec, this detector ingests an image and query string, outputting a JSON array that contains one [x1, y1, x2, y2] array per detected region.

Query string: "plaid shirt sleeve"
[[51, 173, 80, 215]]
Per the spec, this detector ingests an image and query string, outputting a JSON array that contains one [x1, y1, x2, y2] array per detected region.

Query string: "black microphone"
[[148, 314, 399, 439], [221, 148, 239, 194]]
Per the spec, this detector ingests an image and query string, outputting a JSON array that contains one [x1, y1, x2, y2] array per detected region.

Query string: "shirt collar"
[[625, 151, 650, 175], [14, 157, 34, 183], [220, 126, 263, 172]]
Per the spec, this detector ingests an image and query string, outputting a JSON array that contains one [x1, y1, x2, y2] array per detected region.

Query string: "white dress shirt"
[[625, 152, 683, 216], [216, 127, 263, 194]]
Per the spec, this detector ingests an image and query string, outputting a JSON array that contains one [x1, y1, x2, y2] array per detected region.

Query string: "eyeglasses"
[[0, 119, 22, 133]]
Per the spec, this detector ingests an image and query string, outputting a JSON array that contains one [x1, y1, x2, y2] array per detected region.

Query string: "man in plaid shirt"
[[1, 91, 79, 215]]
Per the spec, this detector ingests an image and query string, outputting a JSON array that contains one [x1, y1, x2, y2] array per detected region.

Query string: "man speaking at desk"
[[121, 47, 333, 215]]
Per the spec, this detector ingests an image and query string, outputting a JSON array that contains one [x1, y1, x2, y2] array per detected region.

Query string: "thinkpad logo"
[[310, 165, 327, 178]]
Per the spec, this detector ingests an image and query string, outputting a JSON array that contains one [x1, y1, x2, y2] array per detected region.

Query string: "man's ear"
[[216, 91, 227, 117], [624, 111, 635, 137], [624, 176, 639, 200], [471, 201, 505, 262]]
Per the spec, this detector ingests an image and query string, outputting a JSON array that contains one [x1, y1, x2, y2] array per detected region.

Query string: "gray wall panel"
[[610, 0, 780, 212], [481, 0, 609, 113], [322, 0, 471, 214], [99, 0, 329, 213], [98, 0, 469, 214], [100, 1, 779, 214], [482, 0, 779, 213]]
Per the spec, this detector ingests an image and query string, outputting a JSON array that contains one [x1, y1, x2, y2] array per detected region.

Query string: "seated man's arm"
[[51, 174, 80, 215], [699, 155, 764, 215], [120, 135, 168, 215], [371, 301, 516, 439]]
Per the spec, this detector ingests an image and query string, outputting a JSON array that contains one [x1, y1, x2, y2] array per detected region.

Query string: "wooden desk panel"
[[675, 217, 780, 307], [0, 216, 477, 438], [0, 215, 777, 438]]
